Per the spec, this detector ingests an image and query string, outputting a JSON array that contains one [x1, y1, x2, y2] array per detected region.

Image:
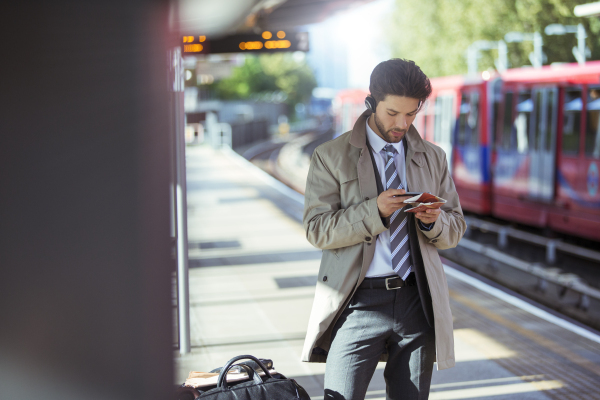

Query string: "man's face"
[[372, 95, 420, 143]]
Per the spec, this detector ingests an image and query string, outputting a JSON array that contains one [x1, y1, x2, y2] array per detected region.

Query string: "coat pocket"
[[318, 249, 339, 284], [411, 153, 426, 168]]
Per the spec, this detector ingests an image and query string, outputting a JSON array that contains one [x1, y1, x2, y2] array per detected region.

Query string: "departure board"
[[182, 31, 309, 55]]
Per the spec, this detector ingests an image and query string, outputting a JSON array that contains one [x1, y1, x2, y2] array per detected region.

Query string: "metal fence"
[[230, 119, 269, 150]]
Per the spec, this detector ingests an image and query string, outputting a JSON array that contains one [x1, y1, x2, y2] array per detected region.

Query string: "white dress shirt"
[[364, 117, 408, 278]]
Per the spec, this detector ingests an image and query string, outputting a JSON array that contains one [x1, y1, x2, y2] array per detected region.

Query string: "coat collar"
[[349, 110, 427, 154]]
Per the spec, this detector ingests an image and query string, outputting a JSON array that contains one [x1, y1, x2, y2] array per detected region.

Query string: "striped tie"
[[383, 144, 412, 280]]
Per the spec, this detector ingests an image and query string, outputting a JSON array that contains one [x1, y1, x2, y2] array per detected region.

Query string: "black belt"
[[359, 273, 416, 290]]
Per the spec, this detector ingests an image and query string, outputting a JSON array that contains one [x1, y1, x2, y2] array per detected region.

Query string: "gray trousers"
[[324, 281, 435, 400]]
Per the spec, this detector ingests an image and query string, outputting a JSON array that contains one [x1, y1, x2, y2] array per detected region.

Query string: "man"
[[301, 59, 466, 400]]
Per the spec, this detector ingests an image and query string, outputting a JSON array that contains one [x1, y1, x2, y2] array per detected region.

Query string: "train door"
[[453, 89, 489, 212], [584, 86, 600, 204], [559, 87, 583, 203], [494, 90, 530, 194], [456, 91, 481, 178], [433, 94, 455, 170], [529, 87, 558, 201]]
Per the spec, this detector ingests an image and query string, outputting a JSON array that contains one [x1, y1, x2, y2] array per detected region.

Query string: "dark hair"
[[369, 59, 431, 112]]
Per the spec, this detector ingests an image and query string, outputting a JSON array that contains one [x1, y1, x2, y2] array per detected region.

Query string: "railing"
[[230, 120, 269, 150], [465, 216, 600, 264], [462, 216, 600, 311]]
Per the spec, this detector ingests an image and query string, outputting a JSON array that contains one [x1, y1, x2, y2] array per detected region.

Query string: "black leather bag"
[[197, 355, 311, 400]]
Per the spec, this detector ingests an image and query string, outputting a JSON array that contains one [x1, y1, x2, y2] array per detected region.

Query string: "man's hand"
[[415, 207, 441, 225], [377, 189, 412, 218]]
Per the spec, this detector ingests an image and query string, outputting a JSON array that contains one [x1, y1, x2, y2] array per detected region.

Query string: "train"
[[333, 61, 600, 242]]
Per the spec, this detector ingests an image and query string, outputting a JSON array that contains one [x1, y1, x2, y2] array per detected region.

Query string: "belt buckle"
[[385, 276, 402, 290]]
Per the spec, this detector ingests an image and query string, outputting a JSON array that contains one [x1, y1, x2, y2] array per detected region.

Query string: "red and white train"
[[333, 61, 600, 241]]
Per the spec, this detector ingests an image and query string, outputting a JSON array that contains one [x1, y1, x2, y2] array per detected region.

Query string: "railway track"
[[241, 132, 600, 332]]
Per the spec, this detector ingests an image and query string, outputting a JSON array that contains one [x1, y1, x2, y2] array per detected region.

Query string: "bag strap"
[[365, 135, 384, 195], [217, 355, 272, 389], [238, 364, 263, 385]]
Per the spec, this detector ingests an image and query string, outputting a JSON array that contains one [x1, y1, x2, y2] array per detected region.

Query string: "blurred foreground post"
[[0, 1, 174, 399], [170, 46, 191, 354]]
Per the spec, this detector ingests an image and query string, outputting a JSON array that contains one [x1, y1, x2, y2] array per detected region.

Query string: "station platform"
[[176, 144, 600, 400]]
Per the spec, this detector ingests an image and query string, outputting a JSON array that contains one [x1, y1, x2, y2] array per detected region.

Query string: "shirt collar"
[[365, 116, 403, 154]]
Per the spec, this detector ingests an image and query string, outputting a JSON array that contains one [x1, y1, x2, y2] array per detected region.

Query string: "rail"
[[465, 216, 600, 264]]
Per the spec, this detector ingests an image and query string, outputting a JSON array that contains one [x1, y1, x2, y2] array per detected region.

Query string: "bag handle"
[[217, 355, 273, 389]]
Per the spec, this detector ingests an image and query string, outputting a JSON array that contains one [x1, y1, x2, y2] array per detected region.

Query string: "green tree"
[[211, 53, 317, 108], [387, 0, 600, 78]]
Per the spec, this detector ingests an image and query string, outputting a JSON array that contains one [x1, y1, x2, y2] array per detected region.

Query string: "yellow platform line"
[[362, 381, 563, 400], [449, 289, 600, 378], [310, 375, 556, 400]]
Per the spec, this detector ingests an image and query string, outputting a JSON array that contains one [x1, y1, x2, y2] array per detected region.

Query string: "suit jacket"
[[301, 110, 466, 370]]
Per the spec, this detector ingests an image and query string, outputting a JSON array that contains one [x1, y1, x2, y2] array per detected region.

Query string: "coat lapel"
[[404, 124, 426, 166], [404, 125, 427, 192]]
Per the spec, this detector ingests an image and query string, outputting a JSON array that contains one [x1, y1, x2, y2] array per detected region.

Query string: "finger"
[[388, 188, 406, 196], [393, 195, 413, 202], [387, 195, 410, 203], [416, 212, 435, 221], [388, 202, 407, 210]]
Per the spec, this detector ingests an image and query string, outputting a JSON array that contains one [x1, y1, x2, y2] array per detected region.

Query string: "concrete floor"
[[175, 145, 600, 400]]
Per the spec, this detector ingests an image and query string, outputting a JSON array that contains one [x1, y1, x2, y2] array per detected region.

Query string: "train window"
[[562, 89, 582, 155], [529, 88, 558, 153], [514, 92, 532, 153], [491, 79, 503, 151], [501, 92, 514, 150], [546, 89, 557, 152], [534, 91, 544, 150], [469, 93, 480, 146], [457, 92, 479, 146], [586, 88, 600, 159], [433, 94, 455, 148], [457, 95, 468, 146]]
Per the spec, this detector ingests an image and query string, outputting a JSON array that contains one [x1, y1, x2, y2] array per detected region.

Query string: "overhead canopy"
[[176, 0, 375, 37], [253, 0, 376, 30]]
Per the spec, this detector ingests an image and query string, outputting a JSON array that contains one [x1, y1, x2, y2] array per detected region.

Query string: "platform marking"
[[432, 381, 562, 399], [454, 328, 516, 359], [444, 264, 600, 345], [432, 374, 546, 389], [446, 269, 600, 378], [311, 378, 563, 400]]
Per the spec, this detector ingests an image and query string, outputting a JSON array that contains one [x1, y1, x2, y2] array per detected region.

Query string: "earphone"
[[365, 95, 377, 112]]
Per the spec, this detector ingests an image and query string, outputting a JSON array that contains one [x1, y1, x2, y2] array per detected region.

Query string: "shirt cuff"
[[418, 220, 434, 231]]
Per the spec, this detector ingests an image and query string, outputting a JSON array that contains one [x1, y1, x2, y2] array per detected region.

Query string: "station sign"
[[182, 31, 309, 55]]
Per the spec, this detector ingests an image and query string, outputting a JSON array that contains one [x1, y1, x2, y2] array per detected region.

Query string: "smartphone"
[[393, 192, 422, 197]]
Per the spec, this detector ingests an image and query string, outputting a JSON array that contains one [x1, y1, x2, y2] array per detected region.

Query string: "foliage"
[[210, 54, 317, 107], [387, 0, 600, 78]]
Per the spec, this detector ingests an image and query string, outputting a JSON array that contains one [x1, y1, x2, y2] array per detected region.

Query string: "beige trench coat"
[[301, 110, 466, 370]]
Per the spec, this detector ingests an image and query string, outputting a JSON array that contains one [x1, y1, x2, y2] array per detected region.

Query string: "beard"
[[373, 112, 407, 143]]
